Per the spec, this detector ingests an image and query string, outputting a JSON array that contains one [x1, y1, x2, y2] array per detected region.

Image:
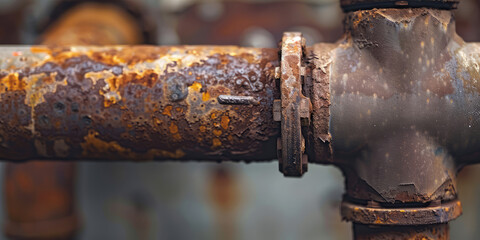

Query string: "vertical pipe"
[[4, 162, 78, 239], [353, 223, 449, 240]]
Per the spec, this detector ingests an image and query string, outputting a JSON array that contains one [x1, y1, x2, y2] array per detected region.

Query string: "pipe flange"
[[274, 32, 311, 177], [341, 199, 462, 225]]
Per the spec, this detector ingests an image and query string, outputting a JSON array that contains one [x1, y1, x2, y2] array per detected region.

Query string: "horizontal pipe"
[[0, 46, 279, 161]]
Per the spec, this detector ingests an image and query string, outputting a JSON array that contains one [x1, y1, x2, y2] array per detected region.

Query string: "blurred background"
[[0, 0, 479, 239]]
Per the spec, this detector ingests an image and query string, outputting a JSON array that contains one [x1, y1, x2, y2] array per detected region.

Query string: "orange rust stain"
[[153, 118, 162, 126], [22, 73, 67, 108], [103, 70, 158, 90], [121, 70, 158, 88], [202, 91, 210, 102], [169, 122, 179, 134], [103, 96, 116, 108], [42, 75, 54, 84], [87, 46, 170, 66], [81, 130, 185, 159], [211, 112, 218, 119], [212, 138, 222, 148], [168, 122, 182, 141], [221, 115, 230, 130], [352, 12, 363, 28], [163, 105, 173, 117], [87, 50, 124, 65], [30, 46, 52, 55], [88, 69, 160, 108], [0, 73, 26, 93], [199, 125, 206, 133], [175, 107, 183, 112], [213, 129, 222, 137], [33, 48, 84, 66], [190, 81, 202, 92]]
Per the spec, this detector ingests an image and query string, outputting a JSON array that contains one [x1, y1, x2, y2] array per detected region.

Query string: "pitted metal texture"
[[0, 46, 280, 162], [276, 32, 311, 177]]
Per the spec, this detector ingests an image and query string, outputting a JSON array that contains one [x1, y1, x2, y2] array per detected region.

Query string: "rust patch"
[[212, 138, 222, 148], [220, 115, 230, 130], [213, 129, 222, 137], [81, 130, 185, 160], [162, 105, 173, 117]]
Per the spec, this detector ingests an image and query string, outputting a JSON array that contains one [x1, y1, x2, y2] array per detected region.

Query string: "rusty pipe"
[[353, 223, 449, 240], [0, 46, 280, 162]]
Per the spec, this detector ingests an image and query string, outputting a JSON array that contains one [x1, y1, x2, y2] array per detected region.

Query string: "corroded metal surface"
[[0, 46, 279, 162], [342, 199, 462, 225], [353, 223, 449, 240], [277, 32, 310, 176], [306, 43, 334, 164], [4, 162, 78, 239], [305, 8, 480, 238], [317, 8, 480, 204]]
